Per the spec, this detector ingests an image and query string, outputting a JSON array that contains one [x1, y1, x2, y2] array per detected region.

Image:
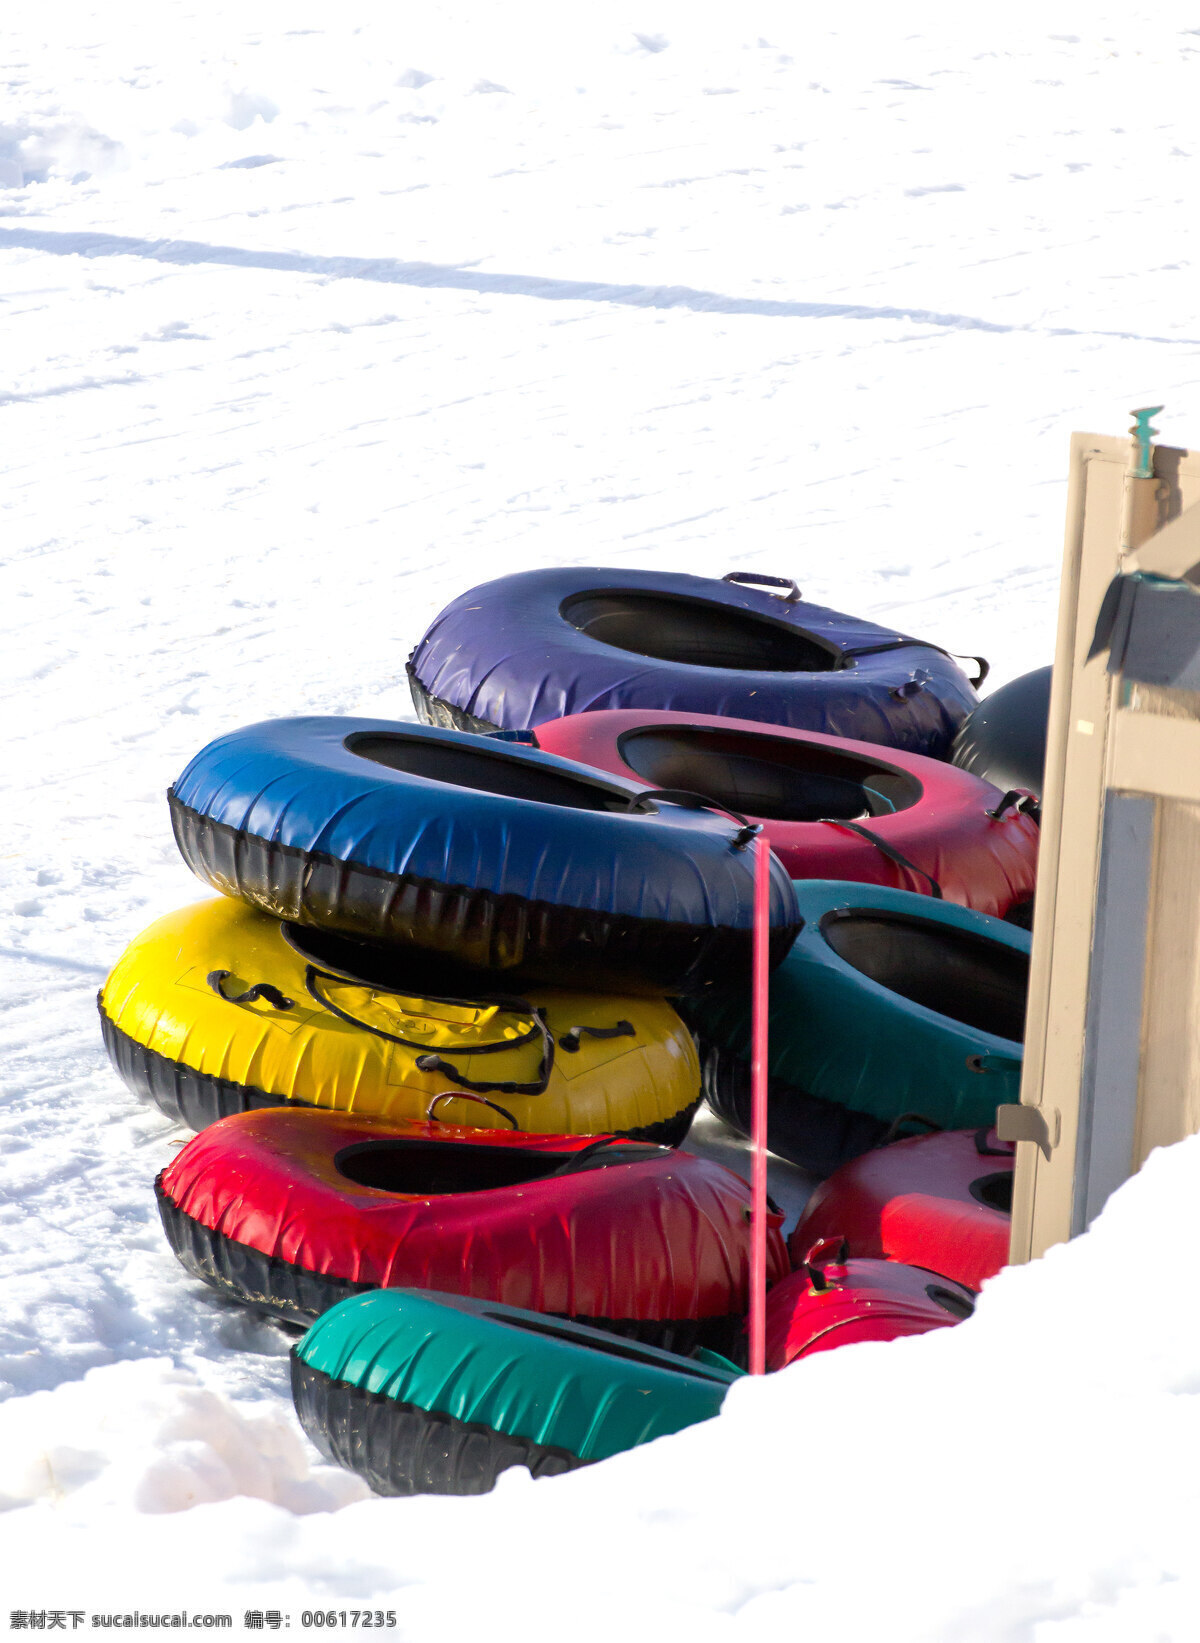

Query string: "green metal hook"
[[1130, 405, 1164, 480]]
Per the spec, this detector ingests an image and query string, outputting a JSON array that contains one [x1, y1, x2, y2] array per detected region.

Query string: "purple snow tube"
[[408, 568, 982, 758]]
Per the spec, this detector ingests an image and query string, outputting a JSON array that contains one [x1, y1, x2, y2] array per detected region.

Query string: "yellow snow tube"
[[99, 898, 701, 1142]]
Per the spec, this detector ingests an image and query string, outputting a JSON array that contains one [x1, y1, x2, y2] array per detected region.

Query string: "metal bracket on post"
[[996, 1104, 1061, 1161]]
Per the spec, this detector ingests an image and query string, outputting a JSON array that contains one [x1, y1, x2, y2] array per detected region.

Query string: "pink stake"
[[748, 831, 771, 1375]]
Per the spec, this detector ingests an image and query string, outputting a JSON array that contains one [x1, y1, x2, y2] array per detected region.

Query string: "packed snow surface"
[[3, 1, 1200, 1635]]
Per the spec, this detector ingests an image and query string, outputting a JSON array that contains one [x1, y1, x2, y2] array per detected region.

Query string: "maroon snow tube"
[[533, 710, 1038, 919], [788, 1128, 1014, 1291], [156, 1107, 788, 1354], [765, 1240, 976, 1369]]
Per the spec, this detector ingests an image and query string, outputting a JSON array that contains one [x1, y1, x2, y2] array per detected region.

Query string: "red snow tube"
[[789, 1128, 1014, 1291], [157, 1108, 787, 1354], [765, 1240, 975, 1369], [533, 710, 1038, 917]]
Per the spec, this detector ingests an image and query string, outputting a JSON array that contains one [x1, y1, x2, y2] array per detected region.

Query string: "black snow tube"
[[408, 567, 982, 756], [951, 665, 1051, 798], [168, 716, 800, 995], [700, 1042, 902, 1178]]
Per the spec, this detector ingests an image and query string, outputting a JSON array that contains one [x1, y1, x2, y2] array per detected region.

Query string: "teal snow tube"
[[291, 1288, 742, 1497], [685, 880, 1029, 1175]]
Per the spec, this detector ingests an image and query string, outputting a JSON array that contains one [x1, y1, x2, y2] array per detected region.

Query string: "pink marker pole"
[[748, 831, 771, 1376]]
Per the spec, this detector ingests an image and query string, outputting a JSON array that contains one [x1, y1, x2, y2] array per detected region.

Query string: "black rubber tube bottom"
[[168, 793, 779, 995], [291, 1356, 581, 1496], [101, 998, 698, 1146], [407, 665, 502, 736], [156, 1178, 737, 1353], [700, 1038, 892, 1177]]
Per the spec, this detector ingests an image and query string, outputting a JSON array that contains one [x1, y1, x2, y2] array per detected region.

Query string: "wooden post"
[[1006, 414, 1200, 1260]]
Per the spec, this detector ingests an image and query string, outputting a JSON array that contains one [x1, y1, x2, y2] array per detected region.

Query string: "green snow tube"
[[291, 1288, 742, 1496], [685, 880, 1030, 1176]]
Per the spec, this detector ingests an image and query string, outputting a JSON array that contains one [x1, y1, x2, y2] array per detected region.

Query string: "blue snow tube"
[[682, 880, 1030, 1175], [408, 568, 982, 756], [169, 717, 800, 994]]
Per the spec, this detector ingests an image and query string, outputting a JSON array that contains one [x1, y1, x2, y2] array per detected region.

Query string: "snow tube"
[[789, 1127, 1014, 1291], [951, 665, 1052, 799], [684, 880, 1030, 1176], [291, 1288, 742, 1496], [408, 567, 981, 756], [534, 709, 1038, 918], [99, 898, 700, 1143], [168, 717, 800, 995], [157, 1106, 787, 1350], [764, 1242, 975, 1369]]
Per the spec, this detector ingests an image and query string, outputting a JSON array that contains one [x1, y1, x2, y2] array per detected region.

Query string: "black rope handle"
[[721, 571, 802, 603], [626, 788, 761, 850], [425, 1091, 520, 1130], [974, 1126, 1014, 1158], [307, 966, 637, 1102], [818, 821, 943, 898], [304, 966, 543, 1057], [878, 1111, 943, 1147], [414, 1018, 555, 1098], [837, 638, 989, 688], [741, 1193, 785, 1225], [802, 1235, 850, 1291], [207, 970, 294, 1011], [549, 1137, 671, 1176], [558, 1020, 635, 1053], [954, 653, 991, 688], [987, 790, 1041, 824]]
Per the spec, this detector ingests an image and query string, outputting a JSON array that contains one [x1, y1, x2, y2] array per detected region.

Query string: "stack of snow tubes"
[[100, 564, 1049, 1498]]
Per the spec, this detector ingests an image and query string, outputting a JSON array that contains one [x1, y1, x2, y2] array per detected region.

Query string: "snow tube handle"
[[414, 1004, 556, 1098], [818, 820, 943, 898], [305, 966, 560, 1098], [426, 1091, 520, 1130], [974, 1126, 1014, 1157], [721, 571, 802, 603], [206, 970, 294, 1011], [987, 789, 1041, 824], [954, 653, 990, 688], [838, 639, 989, 689], [878, 1111, 943, 1147], [801, 1235, 850, 1291], [558, 1020, 635, 1054], [550, 1136, 672, 1176], [304, 967, 545, 1058], [626, 788, 761, 850]]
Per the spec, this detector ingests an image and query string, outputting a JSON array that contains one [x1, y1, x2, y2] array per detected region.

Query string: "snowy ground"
[[4, 2, 1200, 1635]]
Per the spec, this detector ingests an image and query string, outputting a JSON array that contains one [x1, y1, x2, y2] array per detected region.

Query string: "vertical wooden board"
[[1010, 437, 1128, 1261], [1074, 794, 1154, 1234], [1137, 798, 1200, 1163]]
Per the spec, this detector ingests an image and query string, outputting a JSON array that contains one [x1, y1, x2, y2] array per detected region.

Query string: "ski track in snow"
[[6, 222, 1200, 347], [4, 2, 1200, 1633]]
